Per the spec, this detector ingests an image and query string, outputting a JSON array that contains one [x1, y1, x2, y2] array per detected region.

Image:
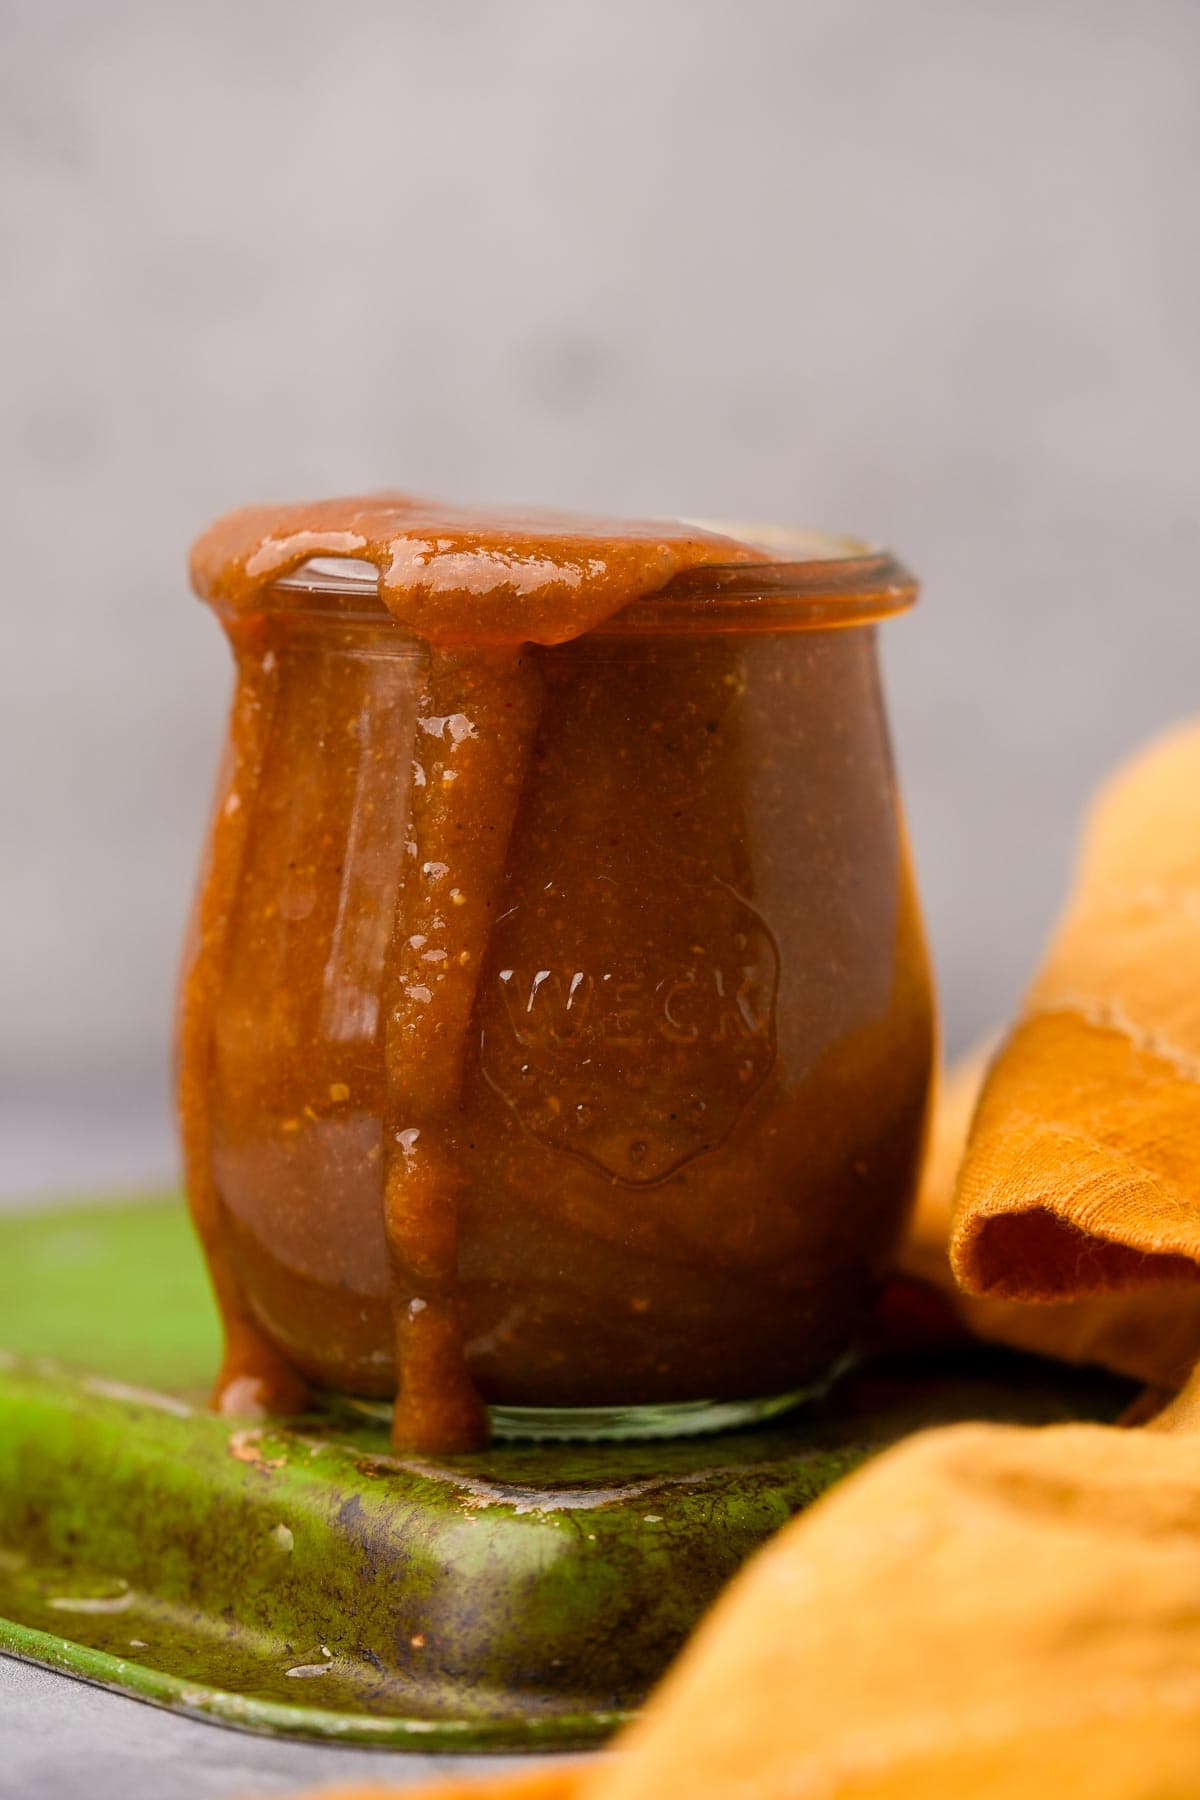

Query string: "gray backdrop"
[[3, 0, 1198, 1199]]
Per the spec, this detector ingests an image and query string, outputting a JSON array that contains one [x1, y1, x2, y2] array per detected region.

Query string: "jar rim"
[[263, 536, 916, 635]]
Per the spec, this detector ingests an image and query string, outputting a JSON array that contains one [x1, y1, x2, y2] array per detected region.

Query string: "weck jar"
[[178, 497, 935, 1454]]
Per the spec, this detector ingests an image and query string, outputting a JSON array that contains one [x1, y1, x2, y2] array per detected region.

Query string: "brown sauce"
[[190, 494, 769, 646], [180, 495, 933, 1453]]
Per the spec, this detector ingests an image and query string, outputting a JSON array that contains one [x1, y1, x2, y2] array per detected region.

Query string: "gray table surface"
[[0, 1659, 563, 1800]]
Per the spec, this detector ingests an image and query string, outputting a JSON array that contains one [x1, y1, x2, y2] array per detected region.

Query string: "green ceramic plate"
[[0, 1196, 1128, 1749]]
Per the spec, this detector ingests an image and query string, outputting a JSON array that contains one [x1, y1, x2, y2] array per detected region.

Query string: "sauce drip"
[[185, 494, 778, 1451], [190, 494, 770, 645]]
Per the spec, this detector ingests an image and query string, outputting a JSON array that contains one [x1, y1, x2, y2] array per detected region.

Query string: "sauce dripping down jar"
[[178, 496, 934, 1453]]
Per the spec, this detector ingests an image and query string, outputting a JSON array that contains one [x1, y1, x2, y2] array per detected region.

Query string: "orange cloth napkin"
[[287, 721, 1200, 1800], [903, 721, 1200, 1394]]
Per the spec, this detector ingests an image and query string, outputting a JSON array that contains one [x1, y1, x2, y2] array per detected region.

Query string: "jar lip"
[[266, 537, 916, 633]]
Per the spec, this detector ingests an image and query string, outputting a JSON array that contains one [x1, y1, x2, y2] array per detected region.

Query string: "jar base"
[[343, 1359, 858, 1445], [487, 1389, 814, 1444]]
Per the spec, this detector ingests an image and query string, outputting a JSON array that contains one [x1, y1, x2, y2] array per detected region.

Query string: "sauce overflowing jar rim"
[[256, 539, 916, 636]]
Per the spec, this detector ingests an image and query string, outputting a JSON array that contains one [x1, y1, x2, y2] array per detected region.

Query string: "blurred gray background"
[[2, 0, 1198, 1201]]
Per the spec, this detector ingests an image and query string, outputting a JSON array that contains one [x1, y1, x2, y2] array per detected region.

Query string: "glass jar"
[[178, 539, 934, 1447]]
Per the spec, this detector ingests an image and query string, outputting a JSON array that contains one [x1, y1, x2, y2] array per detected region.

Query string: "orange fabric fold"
[[946, 722, 1200, 1385], [294, 1776, 582, 1800], [282, 721, 1200, 1800], [899, 1051, 1200, 1392]]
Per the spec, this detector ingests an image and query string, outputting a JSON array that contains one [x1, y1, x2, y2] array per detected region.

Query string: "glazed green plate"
[[0, 1196, 1127, 1750]]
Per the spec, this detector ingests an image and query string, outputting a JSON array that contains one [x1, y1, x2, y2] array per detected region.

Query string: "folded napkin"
[[291, 721, 1200, 1800], [903, 721, 1200, 1394]]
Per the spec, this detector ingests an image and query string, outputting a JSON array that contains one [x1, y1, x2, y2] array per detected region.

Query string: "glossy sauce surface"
[[180, 496, 933, 1451]]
